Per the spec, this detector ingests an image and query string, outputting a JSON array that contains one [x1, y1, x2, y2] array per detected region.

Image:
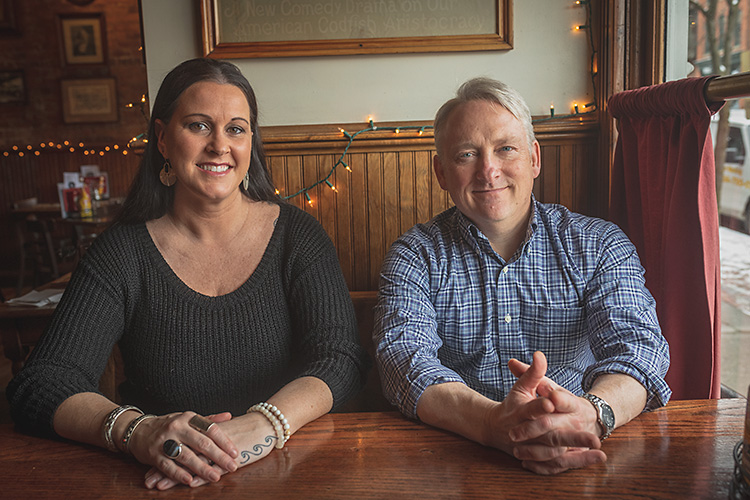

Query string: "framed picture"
[[0, 70, 25, 104], [59, 14, 106, 65], [61, 78, 118, 123], [0, 0, 19, 34], [82, 173, 110, 199], [200, 0, 512, 59]]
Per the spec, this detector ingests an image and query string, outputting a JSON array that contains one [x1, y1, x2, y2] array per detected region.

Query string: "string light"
[[0, 94, 148, 158], [0, 139, 136, 157], [1, 91, 149, 157], [4, 3, 595, 197], [537, 0, 598, 123], [280, 121, 432, 204]]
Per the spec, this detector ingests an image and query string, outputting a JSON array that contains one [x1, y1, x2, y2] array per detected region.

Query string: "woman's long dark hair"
[[115, 58, 279, 225]]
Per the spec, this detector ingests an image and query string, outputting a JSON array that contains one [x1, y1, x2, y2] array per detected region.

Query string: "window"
[[670, 0, 750, 397], [726, 126, 746, 164]]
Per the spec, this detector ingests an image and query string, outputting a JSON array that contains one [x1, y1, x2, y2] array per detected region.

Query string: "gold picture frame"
[[59, 14, 106, 65], [201, 0, 512, 59], [61, 78, 118, 123]]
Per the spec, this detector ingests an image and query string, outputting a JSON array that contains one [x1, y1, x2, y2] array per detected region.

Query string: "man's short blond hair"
[[433, 77, 536, 155]]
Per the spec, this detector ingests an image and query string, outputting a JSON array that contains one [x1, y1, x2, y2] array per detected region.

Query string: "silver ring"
[[188, 414, 215, 433], [163, 439, 182, 459]]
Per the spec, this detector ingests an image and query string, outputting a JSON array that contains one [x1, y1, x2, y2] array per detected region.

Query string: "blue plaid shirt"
[[374, 200, 671, 419]]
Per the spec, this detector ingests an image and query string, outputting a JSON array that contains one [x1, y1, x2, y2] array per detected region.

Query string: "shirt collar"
[[454, 195, 539, 264]]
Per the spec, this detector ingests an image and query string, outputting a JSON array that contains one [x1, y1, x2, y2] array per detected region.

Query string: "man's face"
[[434, 100, 540, 235]]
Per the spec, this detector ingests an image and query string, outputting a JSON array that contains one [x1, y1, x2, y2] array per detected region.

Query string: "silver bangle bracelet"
[[121, 414, 156, 454], [102, 405, 143, 453]]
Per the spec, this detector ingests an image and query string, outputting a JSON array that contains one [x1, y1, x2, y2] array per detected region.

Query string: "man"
[[373, 77, 671, 475]]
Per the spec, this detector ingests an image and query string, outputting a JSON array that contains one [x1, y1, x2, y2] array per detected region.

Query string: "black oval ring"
[[163, 439, 182, 459]]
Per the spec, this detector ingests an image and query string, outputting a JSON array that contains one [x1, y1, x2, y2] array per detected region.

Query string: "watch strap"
[[582, 393, 614, 440]]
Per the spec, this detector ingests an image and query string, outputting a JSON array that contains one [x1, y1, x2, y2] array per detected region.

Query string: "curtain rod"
[[704, 71, 750, 102]]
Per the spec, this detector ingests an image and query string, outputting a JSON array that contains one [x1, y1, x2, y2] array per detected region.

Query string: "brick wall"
[[0, 0, 148, 147], [0, 0, 147, 282]]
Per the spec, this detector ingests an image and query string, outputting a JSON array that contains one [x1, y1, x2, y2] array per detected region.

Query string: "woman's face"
[[155, 81, 253, 204]]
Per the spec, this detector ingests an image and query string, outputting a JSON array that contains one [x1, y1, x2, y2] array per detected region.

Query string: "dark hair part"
[[115, 58, 279, 225], [433, 77, 536, 156]]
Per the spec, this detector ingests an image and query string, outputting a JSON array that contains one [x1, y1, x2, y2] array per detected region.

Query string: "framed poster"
[[0, 70, 25, 104], [61, 78, 118, 123], [59, 14, 106, 65], [201, 0, 512, 58]]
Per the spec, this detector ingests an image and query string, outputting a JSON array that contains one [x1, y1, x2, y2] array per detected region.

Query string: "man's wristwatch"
[[582, 393, 615, 441]]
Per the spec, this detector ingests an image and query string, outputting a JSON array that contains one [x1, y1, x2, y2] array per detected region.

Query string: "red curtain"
[[608, 76, 724, 400]]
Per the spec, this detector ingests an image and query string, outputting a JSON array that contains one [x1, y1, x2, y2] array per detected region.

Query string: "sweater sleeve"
[[6, 228, 128, 437], [283, 207, 370, 410]]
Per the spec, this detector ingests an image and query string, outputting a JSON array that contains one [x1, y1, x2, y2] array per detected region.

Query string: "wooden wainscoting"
[[263, 116, 602, 291], [0, 116, 602, 291]]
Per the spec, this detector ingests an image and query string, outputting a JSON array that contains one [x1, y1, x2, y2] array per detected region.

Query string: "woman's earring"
[[160, 160, 177, 187], [243, 172, 250, 191]]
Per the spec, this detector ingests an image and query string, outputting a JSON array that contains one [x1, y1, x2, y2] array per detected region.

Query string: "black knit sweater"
[[7, 202, 369, 436]]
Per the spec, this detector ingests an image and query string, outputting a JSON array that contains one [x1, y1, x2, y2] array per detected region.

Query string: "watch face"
[[601, 404, 615, 429]]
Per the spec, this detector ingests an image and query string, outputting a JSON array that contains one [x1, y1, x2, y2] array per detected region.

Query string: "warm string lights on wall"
[[284, 1, 598, 206], [4, 2, 597, 207], [281, 119, 432, 206], [125, 93, 150, 125], [536, 0, 598, 123], [0, 93, 149, 158], [1, 141, 130, 158]]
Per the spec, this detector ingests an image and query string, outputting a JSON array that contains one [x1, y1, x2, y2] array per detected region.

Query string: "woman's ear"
[[154, 119, 168, 158]]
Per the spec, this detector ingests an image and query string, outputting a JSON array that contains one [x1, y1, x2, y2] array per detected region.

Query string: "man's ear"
[[433, 154, 448, 191], [531, 140, 541, 179]]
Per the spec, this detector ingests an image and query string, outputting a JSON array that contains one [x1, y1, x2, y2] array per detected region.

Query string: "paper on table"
[[6, 289, 63, 307]]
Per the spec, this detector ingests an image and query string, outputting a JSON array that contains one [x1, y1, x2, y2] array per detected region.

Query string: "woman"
[[7, 58, 369, 490]]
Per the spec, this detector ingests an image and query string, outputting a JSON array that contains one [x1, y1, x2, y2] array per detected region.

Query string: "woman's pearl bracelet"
[[247, 402, 290, 449]]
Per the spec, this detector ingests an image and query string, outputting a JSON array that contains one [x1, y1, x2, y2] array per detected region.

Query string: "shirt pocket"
[[438, 317, 498, 375], [518, 303, 588, 367]]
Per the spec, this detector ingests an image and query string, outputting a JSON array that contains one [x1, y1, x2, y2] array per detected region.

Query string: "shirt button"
[[505, 314, 512, 323], [502, 267, 509, 274]]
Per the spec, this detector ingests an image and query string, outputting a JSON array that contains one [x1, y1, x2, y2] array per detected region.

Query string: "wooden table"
[[0, 274, 68, 375], [10, 203, 63, 218], [0, 399, 746, 499]]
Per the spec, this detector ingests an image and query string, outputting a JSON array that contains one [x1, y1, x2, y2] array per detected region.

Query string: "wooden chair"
[[12, 199, 79, 296], [336, 291, 394, 413], [14, 214, 61, 297]]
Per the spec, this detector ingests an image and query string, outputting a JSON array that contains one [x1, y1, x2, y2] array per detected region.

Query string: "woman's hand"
[[123, 411, 238, 490], [143, 411, 279, 490], [142, 377, 333, 490]]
